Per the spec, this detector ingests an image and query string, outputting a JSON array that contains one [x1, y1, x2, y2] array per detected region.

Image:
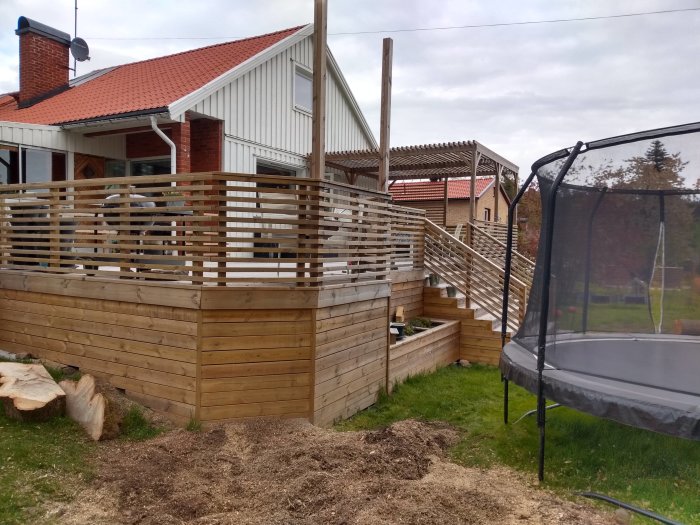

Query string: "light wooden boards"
[[313, 296, 389, 426], [388, 320, 459, 390], [0, 287, 198, 421]]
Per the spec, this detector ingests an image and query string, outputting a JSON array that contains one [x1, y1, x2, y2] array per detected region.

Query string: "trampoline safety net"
[[516, 124, 700, 353]]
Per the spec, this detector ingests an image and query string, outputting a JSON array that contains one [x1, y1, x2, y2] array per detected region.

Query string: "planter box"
[[388, 319, 460, 391]]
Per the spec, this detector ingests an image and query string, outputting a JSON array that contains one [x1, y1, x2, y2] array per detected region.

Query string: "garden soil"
[[53, 419, 613, 524]]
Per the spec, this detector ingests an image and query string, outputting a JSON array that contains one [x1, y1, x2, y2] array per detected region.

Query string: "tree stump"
[[0, 363, 66, 422], [60, 375, 120, 441]]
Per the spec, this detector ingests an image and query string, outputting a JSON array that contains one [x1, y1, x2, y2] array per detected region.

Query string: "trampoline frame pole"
[[581, 189, 607, 333], [502, 169, 538, 425], [536, 141, 584, 482]]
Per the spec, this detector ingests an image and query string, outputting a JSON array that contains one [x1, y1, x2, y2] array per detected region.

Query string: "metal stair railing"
[[424, 219, 528, 331]]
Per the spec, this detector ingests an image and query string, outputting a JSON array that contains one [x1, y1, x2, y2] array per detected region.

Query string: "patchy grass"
[[186, 418, 202, 432], [0, 411, 94, 525], [338, 365, 700, 524], [120, 406, 163, 441]]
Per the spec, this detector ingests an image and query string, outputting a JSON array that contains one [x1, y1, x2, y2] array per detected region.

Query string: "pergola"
[[323, 141, 519, 229]]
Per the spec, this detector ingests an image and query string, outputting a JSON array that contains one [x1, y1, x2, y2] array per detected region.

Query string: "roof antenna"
[[69, 0, 90, 77]]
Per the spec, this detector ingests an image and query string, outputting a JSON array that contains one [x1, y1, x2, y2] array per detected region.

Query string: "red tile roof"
[[389, 178, 495, 202], [0, 26, 304, 126]]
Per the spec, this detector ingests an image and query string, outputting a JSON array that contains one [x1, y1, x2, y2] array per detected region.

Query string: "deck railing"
[[468, 220, 535, 288], [0, 172, 425, 287], [424, 219, 528, 330]]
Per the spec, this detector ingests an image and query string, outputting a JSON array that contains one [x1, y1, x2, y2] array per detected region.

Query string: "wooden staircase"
[[423, 219, 529, 332], [423, 286, 509, 366]]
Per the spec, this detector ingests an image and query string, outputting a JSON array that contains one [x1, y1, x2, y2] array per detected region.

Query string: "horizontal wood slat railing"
[[0, 172, 425, 287], [424, 219, 527, 330], [468, 220, 535, 288], [470, 219, 513, 244]]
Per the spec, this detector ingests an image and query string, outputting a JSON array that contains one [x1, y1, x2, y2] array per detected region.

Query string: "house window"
[[0, 144, 19, 184], [105, 159, 127, 178], [131, 158, 171, 176], [484, 208, 491, 221], [294, 65, 313, 113]]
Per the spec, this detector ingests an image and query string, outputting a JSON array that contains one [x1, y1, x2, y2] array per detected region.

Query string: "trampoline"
[[499, 122, 700, 480]]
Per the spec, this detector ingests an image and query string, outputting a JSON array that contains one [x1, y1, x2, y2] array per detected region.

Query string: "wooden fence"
[[0, 172, 425, 286]]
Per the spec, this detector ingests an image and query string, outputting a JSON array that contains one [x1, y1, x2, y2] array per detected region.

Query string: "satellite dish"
[[70, 37, 90, 62]]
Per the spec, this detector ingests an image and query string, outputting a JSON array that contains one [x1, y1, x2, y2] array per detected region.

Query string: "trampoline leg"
[[503, 376, 509, 424], [537, 394, 546, 482]]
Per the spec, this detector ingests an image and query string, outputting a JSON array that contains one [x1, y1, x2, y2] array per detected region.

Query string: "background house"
[[389, 177, 511, 227], [0, 17, 376, 185]]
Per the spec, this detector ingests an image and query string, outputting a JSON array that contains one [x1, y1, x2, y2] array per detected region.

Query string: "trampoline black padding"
[[500, 334, 700, 440]]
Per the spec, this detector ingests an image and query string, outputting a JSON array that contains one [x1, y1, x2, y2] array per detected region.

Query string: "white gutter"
[[150, 116, 176, 173]]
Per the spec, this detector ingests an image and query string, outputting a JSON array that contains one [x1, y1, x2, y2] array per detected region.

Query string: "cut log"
[[395, 306, 405, 323], [0, 363, 66, 422], [60, 375, 108, 441]]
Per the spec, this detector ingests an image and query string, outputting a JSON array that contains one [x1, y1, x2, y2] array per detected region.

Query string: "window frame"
[[293, 63, 313, 115]]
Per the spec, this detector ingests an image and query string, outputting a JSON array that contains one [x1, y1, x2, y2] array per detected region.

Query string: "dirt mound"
[[55, 419, 610, 524]]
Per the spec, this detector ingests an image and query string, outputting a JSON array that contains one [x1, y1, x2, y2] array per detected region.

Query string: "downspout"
[[150, 116, 176, 173]]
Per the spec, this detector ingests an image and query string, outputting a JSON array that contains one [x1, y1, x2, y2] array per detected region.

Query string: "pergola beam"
[[474, 142, 518, 175], [494, 164, 504, 222], [321, 141, 519, 196]]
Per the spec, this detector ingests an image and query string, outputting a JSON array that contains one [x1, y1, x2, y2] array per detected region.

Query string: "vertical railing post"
[[117, 183, 131, 278], [191, 181, 204, 286], [216, 176, 227, 286], [49, 187, 61, 269], [351, 190, 360, 281], [296, 183, 308, 287], [0, 194, 6, 268], [308, 183, 323, 286]]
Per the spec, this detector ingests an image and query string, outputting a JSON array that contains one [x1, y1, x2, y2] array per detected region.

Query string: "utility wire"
[[332, 7, 700, 35], [86, 7, 700, 40]]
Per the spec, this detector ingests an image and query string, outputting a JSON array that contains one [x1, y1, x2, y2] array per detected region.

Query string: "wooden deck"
[[0, 171, 513, 426]]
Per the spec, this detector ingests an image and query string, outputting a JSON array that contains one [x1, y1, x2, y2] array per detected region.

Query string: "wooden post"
[[378, 37, 393, 193], [494, 164, 504, 223], [191, 185, 204, 286], [513, 168, 520, 223], [117, 183, 131, 278], [49, 188, 61, 269], [217, 178, 227, 286], [465, 148, 481, 248], [442, 178, 448, 227], [310, 0, 327, 181]]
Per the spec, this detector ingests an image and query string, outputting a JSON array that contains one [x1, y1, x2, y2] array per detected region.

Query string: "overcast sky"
[[1, 0, 699, 176]]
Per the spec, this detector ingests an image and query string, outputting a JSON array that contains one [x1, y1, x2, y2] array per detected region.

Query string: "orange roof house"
[[0, 16, 375, 184], [389, 177, 511, 227]]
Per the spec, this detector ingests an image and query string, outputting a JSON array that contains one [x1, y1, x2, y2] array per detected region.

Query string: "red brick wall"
[[19, 32, 69, 104], [126, 130, 172, 159], [172, 121, 191, 173], [191, 119, 223, 172], [126, 122, 193, 174]]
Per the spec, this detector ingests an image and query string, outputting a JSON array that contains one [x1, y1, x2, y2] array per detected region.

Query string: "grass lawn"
[[338, 365, 700, 524], [557, 287, 700, 333], [0, 412, 95, 525]]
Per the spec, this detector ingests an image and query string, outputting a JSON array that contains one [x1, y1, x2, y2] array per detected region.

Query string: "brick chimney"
[[15, 16, 71, 107]]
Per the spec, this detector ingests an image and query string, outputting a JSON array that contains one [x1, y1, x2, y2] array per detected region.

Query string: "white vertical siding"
[[191, 35, 375, 172], [0, 121, 125, 158]]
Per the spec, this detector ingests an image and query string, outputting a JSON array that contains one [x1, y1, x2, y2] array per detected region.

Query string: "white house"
[[0, 17, 376, 184]]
